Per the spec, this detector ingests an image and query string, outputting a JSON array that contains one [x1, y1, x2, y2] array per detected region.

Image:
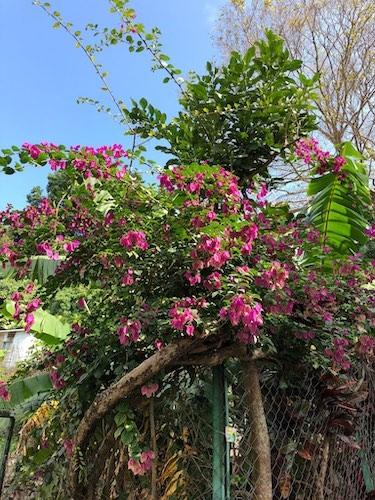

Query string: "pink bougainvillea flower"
[[77, 297, 87, 310], [25, 283, 35, 294], [208, 250, 230, 268], [141, 383, 159, 398], [169, 307, 194, 331], [115, 166, 127, 179], [0, 381, 10, 401], [121, 268, 134, 286], [206, 210, 217, 222], [184, 271, 201, 286], [357, 335, 375, 356], [120, 230, 148, 250], [36, 242, 60, 260], [127, 450, 155, 476], [185, 324, 195, 336], [203, 271, 222, 291], [117, 319, 142, 345], [127, 458, 144, 476], [256, 182, 268, 201], [24, 313, 35, 333], [50, 370, 65, 390], [154, 339, 164, 351], [332, 155, 346, 173], [220, 295, 263, 344], [22, 142, 42, 159], [158, 173, 175, 192], [140, 450, 155, 471], [325, 338, 351, 371], [26, 298, 42, 313], [63, 240, 80, 253]]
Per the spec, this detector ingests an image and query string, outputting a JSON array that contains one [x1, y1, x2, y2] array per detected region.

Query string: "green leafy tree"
[[126, 31, 317, 183], [26, 186, 43, 207]]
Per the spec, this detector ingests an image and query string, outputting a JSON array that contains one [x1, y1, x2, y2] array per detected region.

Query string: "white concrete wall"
[[2, 331, 35, 368]]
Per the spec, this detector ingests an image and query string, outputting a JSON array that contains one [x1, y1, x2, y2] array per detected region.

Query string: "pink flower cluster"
[[141, 383, 159, 398], [158, 173, 175, 192], [12, 290, 41, 333], [63, 240, 80, 253], [117, 318, 142, 345], [36, 241, 60, 261], [220, 295, 263, 344], [295, 137, 346, 175], [191, 236, 230, 270], [295, 138, 330, 164], [203, 271, 222, 291], [169, 297, 205, 336], [159, 165, 242, 212], [120, 230, 148, 250], [128, 450, 155, 476], [22, 142, 42, 159], [121, 268, 134, 286], [255, 261, 289, 291], [22, 143, 129, 181], [0, 381, 10, 401], [357, 335, 375, 357], [50, 369, 65, 389], [324, 337, 351, 371], [237, 223, 259, 256]]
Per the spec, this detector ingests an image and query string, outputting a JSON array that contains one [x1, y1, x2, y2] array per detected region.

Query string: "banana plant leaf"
[[306, 142, 371, 258], [0, 373, 52, 410]]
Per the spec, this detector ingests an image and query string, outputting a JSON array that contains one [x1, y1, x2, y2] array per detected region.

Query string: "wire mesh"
[[148, 361, 375, 500]]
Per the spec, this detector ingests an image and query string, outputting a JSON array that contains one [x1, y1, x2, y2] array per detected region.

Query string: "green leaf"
[[93, 189, 116, 215], [31, 309, 70, 345], [31, 256, 61, 285], [0, 374, 52, 409], [306, 142, 371, 259]]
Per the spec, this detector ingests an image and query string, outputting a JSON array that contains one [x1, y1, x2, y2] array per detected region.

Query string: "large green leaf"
[[0, 373, 52, 410], [31, 308, 70, 345], [306, 142, 371, 257], [93, 189, 116, 215], [2, 300, 70, 345], [31, 255, 61, 285]]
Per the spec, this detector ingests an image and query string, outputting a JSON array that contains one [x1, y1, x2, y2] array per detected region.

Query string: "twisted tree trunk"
[[69, 336, 199, 498], [242, 359, 272, 500]]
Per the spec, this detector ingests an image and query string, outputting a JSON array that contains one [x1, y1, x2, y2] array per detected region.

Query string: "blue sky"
[[0, 0, 223, 208]]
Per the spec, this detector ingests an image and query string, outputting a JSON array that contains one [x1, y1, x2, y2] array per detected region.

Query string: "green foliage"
[[1, 301, 70, 346], [26, 186, 43, 207], [30, 256, 60, 285], [125, 30, 317, 181], [307, 142, 371, 257], [30, 308, 70, 345], [46, 169, 71, 203], [0, 374, 52, 409]]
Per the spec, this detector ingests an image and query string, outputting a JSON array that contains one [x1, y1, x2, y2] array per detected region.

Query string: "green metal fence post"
[[212, 364, 230, 500]]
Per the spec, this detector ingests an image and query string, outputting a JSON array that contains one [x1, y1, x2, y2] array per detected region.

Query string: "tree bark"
[[69, 336, 199, 498], [242, 359, 272, 500], [316, 437, 330, 500]]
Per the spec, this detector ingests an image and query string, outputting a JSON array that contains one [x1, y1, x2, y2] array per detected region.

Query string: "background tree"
[[215, 0, 375, 181], [125, 31, 317, 184], [26, 186, 43, 207]]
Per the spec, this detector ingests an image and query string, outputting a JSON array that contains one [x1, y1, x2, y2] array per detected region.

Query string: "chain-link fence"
[[144, 360, 375, 499], [0, 412, 15, 496], [5, 362, 373, 499]]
